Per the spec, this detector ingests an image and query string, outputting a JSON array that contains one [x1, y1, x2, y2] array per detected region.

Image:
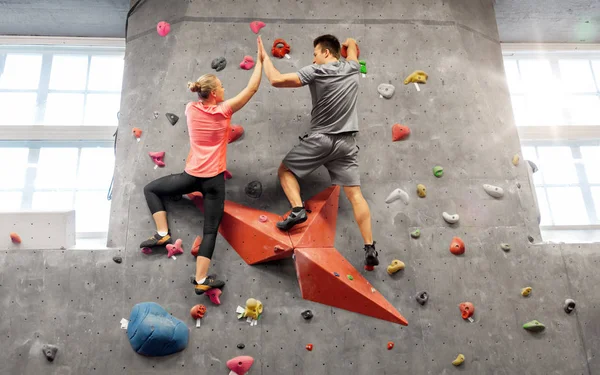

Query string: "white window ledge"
[[0, 125, 116, 141], [518, 126, 600, 141]]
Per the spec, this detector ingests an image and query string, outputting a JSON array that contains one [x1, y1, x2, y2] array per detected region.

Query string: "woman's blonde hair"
[[187, 74, 218, 100]]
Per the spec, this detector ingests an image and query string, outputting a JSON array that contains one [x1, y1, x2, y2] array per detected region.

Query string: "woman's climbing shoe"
[[276, 208, 307, 231], [192, 274, 226, 295], [364, 242, 380, 267], [139, 232, 171, 248]]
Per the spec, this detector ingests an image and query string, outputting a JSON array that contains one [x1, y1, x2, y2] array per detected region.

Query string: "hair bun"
[[188, 81, 201, 93]]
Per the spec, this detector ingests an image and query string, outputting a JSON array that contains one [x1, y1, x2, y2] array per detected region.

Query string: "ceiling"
[[0, 0, 597, 43]]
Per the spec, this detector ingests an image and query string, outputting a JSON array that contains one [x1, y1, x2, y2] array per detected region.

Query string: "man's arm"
[[342, 38, 359, 63], [259, 36, 302, 88]]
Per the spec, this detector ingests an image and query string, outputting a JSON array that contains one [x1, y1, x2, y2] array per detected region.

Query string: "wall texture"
[[1, 1, 598, 374]]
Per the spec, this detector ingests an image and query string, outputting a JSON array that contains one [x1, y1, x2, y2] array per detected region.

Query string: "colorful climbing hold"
[[333, 272, 340, 277], [442, 212, 459, 224], [347, 275, 354, 281], [258, 215, 268, 223], [433, 166, 444, 177], [156, 21, 171, 37], [206, 288, 222, 305], [301, 310, 314, 320], [165, 113, 179, 126], [190, 304, 207, 320], [149, 151, 165, 167], [271, 38, 291, 59], [387, 260, 405, 275], [416, 291, 429, 305], [416, 184, 426, 198], [449, 237, 465, 255], [364, 265, 375, 271], [245, 181, 262, 199], [521, 287, 532, 297], [191, 235, 202, 257], [512, 154, 520, 166], [9, 232, 21, 244], [385, 188, 409, 205], [501, 243, 511, 252], [404, 70, 428, 85], [452, 354, 465, 366], [359, 60, 367, 74], [211, 57, 227, 72], [410, 229, 421, 239], [242, 298, 263, 320], [237, 343, 245, 349], [166, 239, 183, 258], [249, 20, 266, 34], [305, 344, 313, 351], [528, 235, 534, 243], [387, 341, 394, 350], [459, 302, 474, 320], [483, 184, 504, 199], [141, 247, 152, 255], [228, 125, 244, 143], [564, 299, 576, 314], [113, 256, 122, 264], [391, 124, 410, 141], [42, 344, 58, 362], [227, 355, 254, 375], [224, 170, 233, 180], [240, 55, 255, 70], [132, 127, 142, 139], [377, 83, 395, 99], [523, 320, 545, 332], [341, 43, 360, 58]]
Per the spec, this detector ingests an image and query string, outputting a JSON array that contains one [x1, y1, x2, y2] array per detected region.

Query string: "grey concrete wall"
[[1, 0, 598, 374]]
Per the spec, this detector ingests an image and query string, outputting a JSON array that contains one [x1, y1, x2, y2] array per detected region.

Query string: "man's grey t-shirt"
[[296, 60, 360, 135]]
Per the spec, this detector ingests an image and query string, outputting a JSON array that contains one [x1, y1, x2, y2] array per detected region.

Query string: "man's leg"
[[278, 163, 303, 208], [342, 186, 373, 245]]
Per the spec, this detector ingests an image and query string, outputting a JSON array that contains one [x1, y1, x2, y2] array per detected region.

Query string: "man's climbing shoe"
[[139, 232, 171, 248], [364, 242, 379, 269], [192, 274, 225, 295], [276, 208, 307, 231]]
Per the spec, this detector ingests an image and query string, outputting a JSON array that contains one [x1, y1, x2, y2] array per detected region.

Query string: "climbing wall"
[[1, 0, 598, 374]]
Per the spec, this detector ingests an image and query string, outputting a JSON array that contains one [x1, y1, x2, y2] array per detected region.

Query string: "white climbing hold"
[[377, 83, 395, 99], [385, 188, 409, 205], [483, 184, 504, 198], [442, 212, 459, 224]]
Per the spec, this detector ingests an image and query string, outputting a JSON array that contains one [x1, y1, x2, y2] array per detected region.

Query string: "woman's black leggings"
[[143, 171, 225, 259]]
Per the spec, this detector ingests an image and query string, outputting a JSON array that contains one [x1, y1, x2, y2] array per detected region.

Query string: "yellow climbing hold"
[[387, 260, 405, 275], [417, 184, 427, 198], [512, 154, 520, 166], [404, 70, 428, 85], [452, 354, 465, 366], [521, 287, 532, 297]]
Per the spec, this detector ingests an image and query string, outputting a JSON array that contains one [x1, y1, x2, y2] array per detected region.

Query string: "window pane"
[[525, 94, 565, 126], [581, 146, 600, 184], [88, 55, 124, 91], [592, 61, 600, 91], [32, 191, 73, 210], [558, 60, 597, 93], [535, 187, 553, 226], [44, 93, 84, 125], [564, 95, 600, 125], [84, 94, 120, 126], [49, 55, 88, 90], [518, 59, 558, 93], [504, 60, 524, 93], [0, 192, 23, 211], [77, 148, 114, 190], [510, 95, 526, 126], [546, 187, 589, 225], [537, 146, 578, 184], [591, 187, 600, 225], [75, 191, 111, 232], [0, 148, 29, 189], [0, 54, 42, 89], [0, 93, 37, 125], [35, 148, 78, 189]]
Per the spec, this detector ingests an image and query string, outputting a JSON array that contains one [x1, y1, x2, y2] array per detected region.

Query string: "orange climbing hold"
[[391, 124, 410, 142], [132, 128, 142, 139], [305, 344, 313, 351], [191, 235, 202, 257], [387, 341, 394, 350], [190, 304, 206, 320], [271, 38, 291, 59], [449, 237, 465, 255], [9, 232, 21, 244], [459, 302, 474, 319]]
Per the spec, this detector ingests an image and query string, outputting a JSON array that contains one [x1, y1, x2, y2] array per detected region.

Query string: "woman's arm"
[[224, 37, 263, 114]]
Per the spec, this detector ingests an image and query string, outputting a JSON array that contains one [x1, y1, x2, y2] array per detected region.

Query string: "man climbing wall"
[[257, 35, 380, 270]]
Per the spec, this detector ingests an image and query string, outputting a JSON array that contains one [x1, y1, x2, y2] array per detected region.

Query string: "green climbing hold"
[[359, 60, 367, 74], [523, 320, 545, 332], [411, 229, 421, 239], [433, 166, 444, 178], [347, 275, 354, 281]]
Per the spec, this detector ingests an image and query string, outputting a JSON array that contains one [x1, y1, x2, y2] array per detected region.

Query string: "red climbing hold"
[[206, 288, 222, 305], [132, 128, 142, 139], [305, 344, 313, 351], [459, 302, 474, 319], [224, 170, 233, 180], [240, 55, 255, 70], [149, 151, 165, 167], [391, 124, 410, 142], [156, 21, 171, 37], [449, 237, 465, 255], [190, 304, 206, 320], [228, 125, 244, 143], [364, 265, 375, 271], [341, 43, 360, 58], [166, 239, 183, 258], [227, 355, 254, 375], [271, 38, 291, 59], [249, 21, 266, 34], [387, 341, 394, 350], [191, 235, 202, 257], [9, 232, 21, 244]]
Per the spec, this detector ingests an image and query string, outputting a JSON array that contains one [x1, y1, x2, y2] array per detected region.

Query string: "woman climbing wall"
[[140, 37, 264, 295]]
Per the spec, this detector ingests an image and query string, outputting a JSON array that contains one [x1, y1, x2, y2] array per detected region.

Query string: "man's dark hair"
[[313, 34, 341, 59]]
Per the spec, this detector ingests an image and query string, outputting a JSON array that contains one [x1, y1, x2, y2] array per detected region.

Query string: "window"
[[0, 37, 124, 243], [504, 45, 600, 242]]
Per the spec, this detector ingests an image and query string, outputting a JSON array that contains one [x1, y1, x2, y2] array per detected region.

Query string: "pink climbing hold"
[[141, 247, 152, 255], [157, 21, 171, 37], [259, 215, 268, 223], [240, 55, 255, 70], [228, 125, 245, 143], [149, 151, 165, 167], [166, 239, 183, 258], [206, 288, 222, 305], [249, 21, 266, 34], [227, 355, 254, 375], [224, 170, 233, 180]]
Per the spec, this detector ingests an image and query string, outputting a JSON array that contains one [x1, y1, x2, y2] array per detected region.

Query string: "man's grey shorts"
[[282, 132, 360, 186]]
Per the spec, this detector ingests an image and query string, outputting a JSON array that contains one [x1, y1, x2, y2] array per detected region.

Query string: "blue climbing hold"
[[127, 302, 189, 357], [333, 272, 340, 277]]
